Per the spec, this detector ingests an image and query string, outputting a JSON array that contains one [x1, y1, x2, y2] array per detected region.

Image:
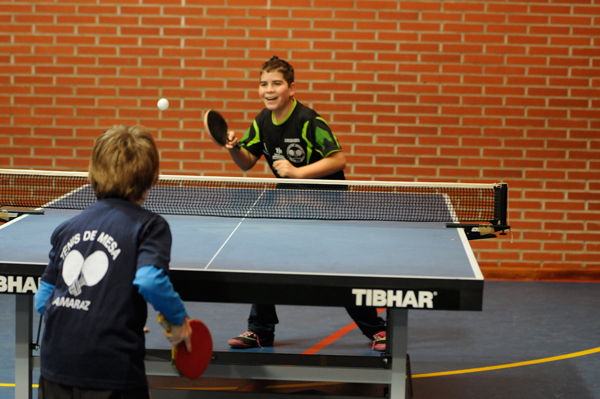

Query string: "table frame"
[[14, 294, 411, 399], [4, 262, 483, 399]]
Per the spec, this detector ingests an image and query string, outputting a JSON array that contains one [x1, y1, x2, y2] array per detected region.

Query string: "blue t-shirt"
[[39, 198, 172, 390]]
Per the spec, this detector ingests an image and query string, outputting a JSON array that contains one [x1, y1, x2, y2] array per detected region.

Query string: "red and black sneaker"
[[372, 331, 386, 351], [228, 331, 274, 349]]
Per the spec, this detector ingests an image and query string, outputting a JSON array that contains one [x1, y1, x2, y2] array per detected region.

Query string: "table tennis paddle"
[[203, 109, 240, 150], [157, 313, 213, 380]]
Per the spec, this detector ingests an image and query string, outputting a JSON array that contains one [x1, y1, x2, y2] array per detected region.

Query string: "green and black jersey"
[[240, 99, 345, 180]]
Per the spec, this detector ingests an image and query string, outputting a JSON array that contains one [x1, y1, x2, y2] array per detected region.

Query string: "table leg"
[[387, 308, 408, 399], [15, 295, 33, 399]]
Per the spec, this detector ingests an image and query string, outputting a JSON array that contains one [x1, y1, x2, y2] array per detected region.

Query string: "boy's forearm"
[[229, 147, 257, 171], [299, 159, 345, 179], [288, 151, 346, 179]]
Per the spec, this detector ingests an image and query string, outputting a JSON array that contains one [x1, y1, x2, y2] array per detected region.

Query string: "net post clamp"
[[0, 209, 45, 222], [445, 223, 511, 240]]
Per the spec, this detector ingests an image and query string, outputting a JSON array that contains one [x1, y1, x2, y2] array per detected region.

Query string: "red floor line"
[[302, 308, 386, 355]]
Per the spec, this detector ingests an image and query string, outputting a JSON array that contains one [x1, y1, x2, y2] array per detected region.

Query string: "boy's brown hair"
[[89, 124, 159, 202], [260, 55, 294, 85]]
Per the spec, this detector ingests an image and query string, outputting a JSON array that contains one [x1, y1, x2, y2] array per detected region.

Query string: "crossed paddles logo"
[[286, 144, 305, 163], [62, 250, 109, 296]]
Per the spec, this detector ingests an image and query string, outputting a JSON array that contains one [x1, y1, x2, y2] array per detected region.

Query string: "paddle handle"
[[157, 313, 174, 332]]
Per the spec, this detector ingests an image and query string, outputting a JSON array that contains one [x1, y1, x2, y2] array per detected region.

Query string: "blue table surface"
[[0, 209, 481, 280]]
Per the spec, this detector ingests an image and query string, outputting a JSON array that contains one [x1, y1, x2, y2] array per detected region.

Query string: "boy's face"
[[259, 71, 296, 113]]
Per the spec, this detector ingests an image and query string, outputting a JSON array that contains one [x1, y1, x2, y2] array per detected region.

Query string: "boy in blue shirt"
[[224, 56, 387, 351], [35, 125, 192, 398]]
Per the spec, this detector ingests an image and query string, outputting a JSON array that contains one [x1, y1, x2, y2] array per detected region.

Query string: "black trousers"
[[247, 304, 386, 340], [39, 376, 149, 399]]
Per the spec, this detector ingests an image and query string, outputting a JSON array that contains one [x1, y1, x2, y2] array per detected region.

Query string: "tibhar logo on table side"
[[0, 275, 40, 294], [352, 289, 437, 308]]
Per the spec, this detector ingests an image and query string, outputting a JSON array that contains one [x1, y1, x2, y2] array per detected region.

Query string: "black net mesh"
[[0, 171, 504, 223]]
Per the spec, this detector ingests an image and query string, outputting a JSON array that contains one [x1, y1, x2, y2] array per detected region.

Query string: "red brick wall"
[[1, 1, 599, 280]]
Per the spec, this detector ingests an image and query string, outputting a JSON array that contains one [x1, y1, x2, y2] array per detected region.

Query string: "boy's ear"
[[288, 81, 296, 97]]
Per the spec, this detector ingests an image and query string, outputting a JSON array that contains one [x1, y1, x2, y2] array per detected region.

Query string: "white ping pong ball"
[[157, 98, 169, 111]]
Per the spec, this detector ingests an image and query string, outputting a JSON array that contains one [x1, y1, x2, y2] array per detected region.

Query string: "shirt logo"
[[63, 250, 109, 296], [286, 144, 305, 163], [272, 147, 286, 160]]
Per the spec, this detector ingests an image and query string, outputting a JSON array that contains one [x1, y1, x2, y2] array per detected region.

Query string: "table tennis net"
[[0, 170, 508, 224]]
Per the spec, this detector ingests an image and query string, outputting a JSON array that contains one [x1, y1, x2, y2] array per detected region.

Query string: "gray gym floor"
[[1, 281, 598, 398]]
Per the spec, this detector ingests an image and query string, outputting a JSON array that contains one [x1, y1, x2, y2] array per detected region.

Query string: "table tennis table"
[[0, 170, 509, 399]]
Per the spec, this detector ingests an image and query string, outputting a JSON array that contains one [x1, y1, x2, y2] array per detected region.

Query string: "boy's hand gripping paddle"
[[157, 314, 213, 379], [203, 109, 241, 150]]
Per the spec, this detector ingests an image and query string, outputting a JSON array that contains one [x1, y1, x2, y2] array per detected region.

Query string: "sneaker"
[[372, 331, 386, 351], [228, 331, 273, 349]]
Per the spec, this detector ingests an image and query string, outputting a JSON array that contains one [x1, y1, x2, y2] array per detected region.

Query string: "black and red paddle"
[[157, 314, 213, 380]]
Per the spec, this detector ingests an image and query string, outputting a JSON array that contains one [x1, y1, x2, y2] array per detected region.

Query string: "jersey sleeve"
[[133, 265, 187, 325], [137, 216, 172, 273], [34, 280, 55, 315], [240, 119, 264, 159], [134, 216, 187, 325], [307, 117, 343, 159], [40, 222, 67, 286]]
